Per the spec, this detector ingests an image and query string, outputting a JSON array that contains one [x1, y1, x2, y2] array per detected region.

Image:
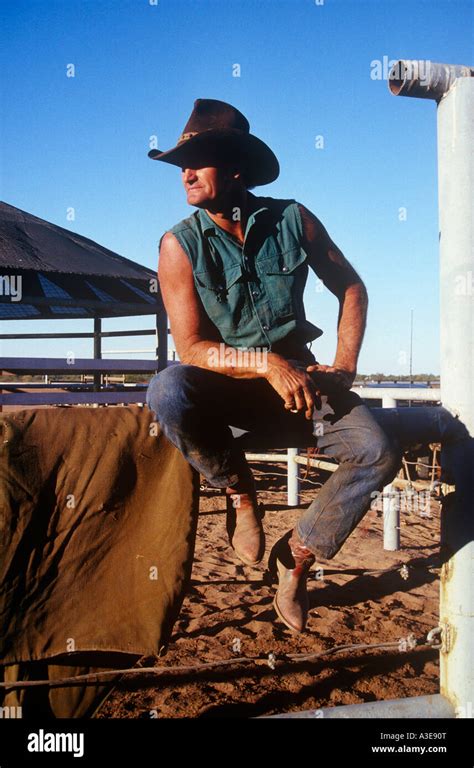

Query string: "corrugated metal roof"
[[0, 202, 162, 320], [0, 201, 156, 279]]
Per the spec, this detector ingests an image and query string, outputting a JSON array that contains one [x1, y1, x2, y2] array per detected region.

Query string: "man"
[[146, 99, 402, 633]]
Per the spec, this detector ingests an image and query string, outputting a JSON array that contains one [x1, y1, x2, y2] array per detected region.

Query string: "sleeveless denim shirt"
[[167, 194, 323, 355]]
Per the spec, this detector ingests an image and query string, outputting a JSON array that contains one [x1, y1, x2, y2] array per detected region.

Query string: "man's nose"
[[182, 168, 197, 183]]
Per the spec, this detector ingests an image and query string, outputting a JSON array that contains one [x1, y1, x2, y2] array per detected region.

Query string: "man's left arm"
[[298, 203, 369, 389]]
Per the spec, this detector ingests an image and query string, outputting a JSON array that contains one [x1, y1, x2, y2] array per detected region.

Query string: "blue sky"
[[1, 0, 473, 374]]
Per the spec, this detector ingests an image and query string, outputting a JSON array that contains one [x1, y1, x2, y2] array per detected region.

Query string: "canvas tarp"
[[0, 404, 199, 716]]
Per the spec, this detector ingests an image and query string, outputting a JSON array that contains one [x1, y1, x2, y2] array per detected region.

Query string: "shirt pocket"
[[258, 247, 308, 322], [193, 263, 252, 329]]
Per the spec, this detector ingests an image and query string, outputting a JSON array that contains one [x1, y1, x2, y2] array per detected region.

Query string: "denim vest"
[[167, 194, 323, 356]]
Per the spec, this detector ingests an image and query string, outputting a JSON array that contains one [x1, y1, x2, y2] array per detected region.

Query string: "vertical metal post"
[[155, 311, 168, 372], [287, 447, 299, 506], [382, 394, 400, 550], [389, 61, 474, 717], [93, 317, 101, 392], [437, 76, 474, 717]]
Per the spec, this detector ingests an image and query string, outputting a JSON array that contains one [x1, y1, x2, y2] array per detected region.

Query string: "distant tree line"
[[356, 373, 439, 382]]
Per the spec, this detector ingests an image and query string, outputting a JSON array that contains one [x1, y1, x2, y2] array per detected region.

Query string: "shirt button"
[[252, 290, 259, 296], [263, 324, 269, 331], [282, 266, 288, 272]]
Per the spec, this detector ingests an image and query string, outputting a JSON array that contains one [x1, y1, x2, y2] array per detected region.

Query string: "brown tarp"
[[0, 405, 199, 716]]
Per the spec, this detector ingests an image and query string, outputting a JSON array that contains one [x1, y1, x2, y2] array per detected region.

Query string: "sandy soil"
[[98, 460, 441, 718]]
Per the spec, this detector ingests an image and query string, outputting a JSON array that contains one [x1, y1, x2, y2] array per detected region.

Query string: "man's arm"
[[298, 204, 368, 385], [158, 231, 321, 419], [158, 231, 282, 379]]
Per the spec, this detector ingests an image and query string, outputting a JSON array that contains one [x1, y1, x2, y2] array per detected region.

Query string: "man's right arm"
[[158, 231, 321, 418]]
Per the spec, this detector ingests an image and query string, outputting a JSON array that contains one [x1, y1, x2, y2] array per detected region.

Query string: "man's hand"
[[306, 363, 356, 392], [265, 356, 322, 420]]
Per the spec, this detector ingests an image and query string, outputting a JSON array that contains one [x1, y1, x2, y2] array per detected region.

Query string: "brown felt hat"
[[148, 98, 279, 187]]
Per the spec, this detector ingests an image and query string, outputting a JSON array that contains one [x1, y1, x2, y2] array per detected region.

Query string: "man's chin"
[[186, 194, 210, 209]]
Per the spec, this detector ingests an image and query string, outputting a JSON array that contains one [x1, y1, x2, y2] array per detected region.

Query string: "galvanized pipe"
[[388, 60, 474, 101], [437, 76, 474, 719], [382, 395, 400, 550], [389, 60, 474, 718], [287, 447, 300, 506], [355, 386, 440, 401], [265, 693, 455, 719]]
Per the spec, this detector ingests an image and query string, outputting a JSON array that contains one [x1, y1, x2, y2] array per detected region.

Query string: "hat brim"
[[148, 128, 279, 186]]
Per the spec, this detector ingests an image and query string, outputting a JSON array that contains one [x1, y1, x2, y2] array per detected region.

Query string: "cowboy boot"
[[268, 529, 315, 633], [225, 474, 265, 565]]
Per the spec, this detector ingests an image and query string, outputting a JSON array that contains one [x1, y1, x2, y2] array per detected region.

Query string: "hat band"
[[177, 131, 198, 145]]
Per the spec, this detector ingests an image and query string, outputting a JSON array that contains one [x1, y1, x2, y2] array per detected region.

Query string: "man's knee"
[[356, 429, 403, 477], [146, 364, 199, 416]]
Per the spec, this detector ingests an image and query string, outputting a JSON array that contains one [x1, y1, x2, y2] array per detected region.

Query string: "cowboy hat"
[[148, 98, 279, 187]]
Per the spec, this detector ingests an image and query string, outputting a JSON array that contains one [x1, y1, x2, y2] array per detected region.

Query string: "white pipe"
[[244, 452, 288, 462], [382, 395, 400, 550], [383, 488, 400, 551], [354, 387, 440, 401], [264, 693, 455, 719], [389, 60, 474, 718], [437, 75, 474, 718], [287, 447, 299, 506]]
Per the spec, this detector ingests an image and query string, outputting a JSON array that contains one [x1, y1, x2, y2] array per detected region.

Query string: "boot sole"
[[273, 595, 303, 634], [231, 533, 266, 566], [233, 550, 264, 566]]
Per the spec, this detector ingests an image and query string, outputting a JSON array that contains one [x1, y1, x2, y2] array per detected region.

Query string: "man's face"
[[181, 165, 235, 209]]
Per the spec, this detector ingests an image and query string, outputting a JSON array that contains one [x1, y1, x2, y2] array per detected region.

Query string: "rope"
[[0, 630, 442, 691]]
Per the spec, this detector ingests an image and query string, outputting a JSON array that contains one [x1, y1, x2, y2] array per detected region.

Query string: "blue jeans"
[[146, 362, 404, 560]]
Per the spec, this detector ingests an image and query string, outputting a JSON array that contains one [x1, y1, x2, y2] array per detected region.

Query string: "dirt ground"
[[97, 459, 442, 719]]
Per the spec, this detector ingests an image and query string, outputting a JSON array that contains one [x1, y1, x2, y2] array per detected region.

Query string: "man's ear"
[[224, 165, 241, 181]]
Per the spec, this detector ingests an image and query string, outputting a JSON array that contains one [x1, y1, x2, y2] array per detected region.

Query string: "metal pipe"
[[388, 60, 474, 101], [383, 487, 400, 551], [382, 395, 400, 550], [156, 311, 168, 372], [437, 75, 474, 719], [287, 447, 299, 506], [389, 61, 474, 718], [265, 694, 455, 719], [354, 386, 440, 401], [93, 317, 102, 393], [244, 452, 288, 462]]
